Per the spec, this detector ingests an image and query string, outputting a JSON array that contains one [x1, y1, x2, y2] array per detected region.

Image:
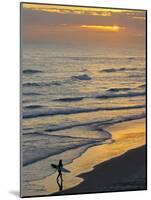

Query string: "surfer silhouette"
[[55, 160, 63, 191], [51, 160, 70, 191], [57, 160, 63, 182]]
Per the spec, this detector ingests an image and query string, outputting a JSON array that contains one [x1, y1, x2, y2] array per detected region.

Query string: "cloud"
[[22, 3, 144, 17]]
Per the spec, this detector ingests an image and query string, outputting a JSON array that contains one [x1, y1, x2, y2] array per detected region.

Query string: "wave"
[[23, 104, 145, 119], [71, 74, 91, 81], [138, 84, 146, 89], [55, 56, 143, 61], [23, 81, 61, 87], [100, 67, 137, 73], [23, 132, 110, 166], [24, 105, 44, 109], [23, 140, 104, 167], [23, 69, 43, 74], [50, 81, 62, 86], [23, 92, 42, 96], [53, 90, 145, 103], [96, 91, 145, 99], [44, 112, 145, 133], [107, 87, 131, 92], [24, 131, 94, 140], [128, 74, 144, 78], [53, 97, 84, 102], [23, 128, 33, 131]]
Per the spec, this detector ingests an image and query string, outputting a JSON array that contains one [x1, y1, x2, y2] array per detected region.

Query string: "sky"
[[21, 3, 146, 50]]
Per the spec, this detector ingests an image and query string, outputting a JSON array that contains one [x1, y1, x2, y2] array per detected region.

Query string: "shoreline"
[[28, 118, 146, 197]]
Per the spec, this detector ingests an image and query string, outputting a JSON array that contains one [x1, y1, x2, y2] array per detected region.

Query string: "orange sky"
[[21, 3, 146, 48]]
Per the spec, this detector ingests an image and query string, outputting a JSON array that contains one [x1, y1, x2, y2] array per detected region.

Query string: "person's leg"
[[57, 171, 60, 181], [60, 172, 63, 181]]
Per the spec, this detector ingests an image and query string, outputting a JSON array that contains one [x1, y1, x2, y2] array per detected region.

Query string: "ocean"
[[21, 45, 146, 191]]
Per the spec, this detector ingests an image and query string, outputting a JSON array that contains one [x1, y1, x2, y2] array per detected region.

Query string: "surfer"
[[57, 160, 63, 182], [51, 160, 71, 191]]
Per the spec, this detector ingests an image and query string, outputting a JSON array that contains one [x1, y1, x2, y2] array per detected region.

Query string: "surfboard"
[[51, 164, 70, 173]]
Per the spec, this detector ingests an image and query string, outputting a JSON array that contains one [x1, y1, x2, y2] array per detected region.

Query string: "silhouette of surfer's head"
[[59, 160, 63, 167]]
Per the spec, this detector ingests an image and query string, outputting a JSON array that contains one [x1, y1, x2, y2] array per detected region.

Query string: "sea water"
[[21, 45, 146, 189]]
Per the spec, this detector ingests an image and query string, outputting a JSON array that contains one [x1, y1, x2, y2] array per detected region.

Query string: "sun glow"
[[80, 25, 123, 32]]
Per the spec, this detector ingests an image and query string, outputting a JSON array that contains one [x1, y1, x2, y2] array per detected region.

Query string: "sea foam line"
[[23, 104, 145, 119]]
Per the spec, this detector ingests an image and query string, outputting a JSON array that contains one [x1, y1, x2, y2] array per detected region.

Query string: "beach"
[[29, 118, 146, 197], [57, 145, 146, 195]]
